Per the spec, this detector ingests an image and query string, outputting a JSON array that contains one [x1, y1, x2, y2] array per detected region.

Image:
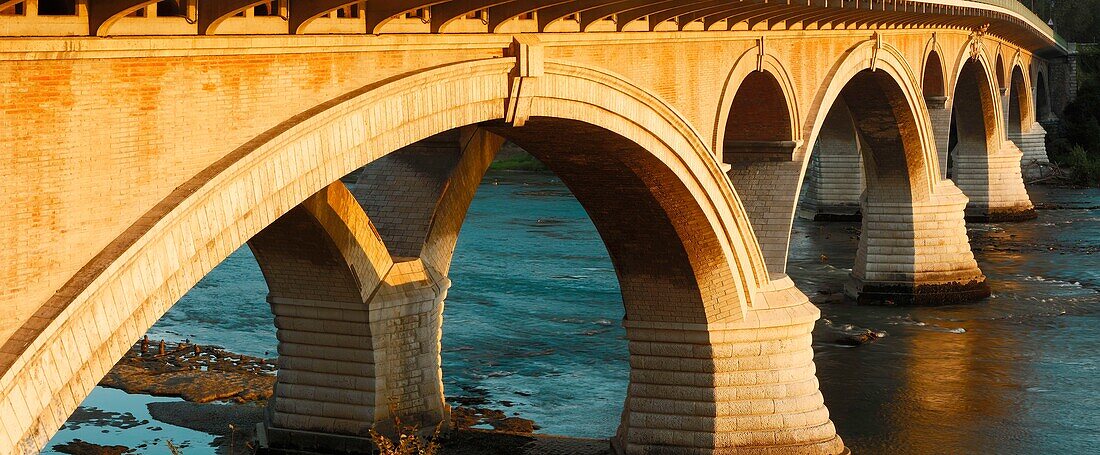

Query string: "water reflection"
[[803, 185, 1100, 454]]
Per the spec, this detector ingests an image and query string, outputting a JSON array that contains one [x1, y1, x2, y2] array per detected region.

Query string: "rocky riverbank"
[[99, 337, 276, 404], [52, 339, 594, 454]]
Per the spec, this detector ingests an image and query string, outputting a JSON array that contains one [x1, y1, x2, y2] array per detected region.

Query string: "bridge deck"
[[0, 1, 1066, 56]]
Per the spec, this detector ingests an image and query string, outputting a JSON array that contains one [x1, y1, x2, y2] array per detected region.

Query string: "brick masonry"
[[0, 22, 1066, 455]]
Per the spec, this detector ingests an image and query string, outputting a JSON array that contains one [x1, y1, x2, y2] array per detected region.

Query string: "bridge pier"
[[952, 141, 1037, 221], [248, 184, 453, 452], [248, 128, 503, 452], [262, 260, 451, 452], [846, 184, 990, 305], [949, 59, 1037, 222], [926, 96, 953, 180], [1009, 121, 1051, 178], [615, 279, 845, 455], [798, 109, 865, 222]]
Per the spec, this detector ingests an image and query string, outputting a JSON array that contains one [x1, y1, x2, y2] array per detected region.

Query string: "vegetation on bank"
[[489, 149, 549, 172], [1023, 2, 1100, 185], [1028, 1, 1100, 43], [1047, 46, 1100, 187]]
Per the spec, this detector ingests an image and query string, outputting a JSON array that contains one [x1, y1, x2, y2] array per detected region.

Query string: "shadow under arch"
[[1007, 64, 1033, 136], [995, 52, 1007, 93], [1035, 67, 1052, 122], [0, 57, 847, 455], [797, 99, 865, 222]]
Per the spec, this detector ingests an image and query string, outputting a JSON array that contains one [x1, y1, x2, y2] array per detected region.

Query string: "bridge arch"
[[922, 42, 949, 99], [799, 39, 986, 303], [805, 40, 940, 195], [713, 49, 805, 276], [949, 46, 1035, 220], [995, 51, 1007, 92], [713, 49, 802, 155], [951, 54, 1003, 169], [1007, 62, 1034, 135], [0, 56, 845, 455]]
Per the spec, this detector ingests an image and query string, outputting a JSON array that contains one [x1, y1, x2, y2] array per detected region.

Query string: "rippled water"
[[48, 176, 1100, 454], [806, 185, 1100, 454]]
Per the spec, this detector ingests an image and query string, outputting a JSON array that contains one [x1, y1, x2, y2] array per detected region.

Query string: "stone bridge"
[[0, 1, 1070, 454]]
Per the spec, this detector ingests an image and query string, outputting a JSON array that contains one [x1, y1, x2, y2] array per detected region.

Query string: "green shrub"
[[1046, 48, 1100, 186], [1066, 146, 1100, 186]]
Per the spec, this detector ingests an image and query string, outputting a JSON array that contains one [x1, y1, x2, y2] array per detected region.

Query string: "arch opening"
[[949, 58, 999, 183], [923, 50, 947, 99], [835, 70, 925, 199], [807, 68, 986, 304], [923, 49, 953, 180], [797, 100, 864, 222], [1036, 70, 1052, 121], [718, 69, 803, 277], [46, 120, 738, 450], [1008, 66, 1030, 136], [721, 70, 796, 163]]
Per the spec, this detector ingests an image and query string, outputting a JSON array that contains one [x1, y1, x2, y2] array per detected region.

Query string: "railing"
[[910, 0, 1068, 50], [972, 0, 1068, 48], [0, 0, 1072, 52]]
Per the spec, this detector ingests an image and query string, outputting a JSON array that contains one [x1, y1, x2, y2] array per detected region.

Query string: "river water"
[[46, 173, 1100, 454]]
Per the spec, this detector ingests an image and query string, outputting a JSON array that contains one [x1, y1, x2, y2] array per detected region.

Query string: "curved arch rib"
[[537, 0, 629, 31], [366, 0, 445, 34], [198, 0, 271, 35], [610, 0, 713, 31], [89, 0, 159, 36], [430, 1, 504, 33], [289, 0, 364, 34], [487, 0, 570, 32]]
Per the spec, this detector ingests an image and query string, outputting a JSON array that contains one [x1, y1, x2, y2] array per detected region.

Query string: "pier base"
[[953, 142, 1037, 222], [614, 279, 847, 455], [846, 184, 990, 305]]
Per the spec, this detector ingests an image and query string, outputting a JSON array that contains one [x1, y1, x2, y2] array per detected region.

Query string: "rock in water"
[[836, 329, 887, 347], [52, 440, 133, 455], [98, 341, 275, 404]]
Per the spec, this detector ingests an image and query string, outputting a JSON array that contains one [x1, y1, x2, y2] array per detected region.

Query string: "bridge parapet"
[[0, 0, 1068, 55]]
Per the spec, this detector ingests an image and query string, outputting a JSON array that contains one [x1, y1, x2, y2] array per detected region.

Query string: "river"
[[45, 173, 1100, 454]]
